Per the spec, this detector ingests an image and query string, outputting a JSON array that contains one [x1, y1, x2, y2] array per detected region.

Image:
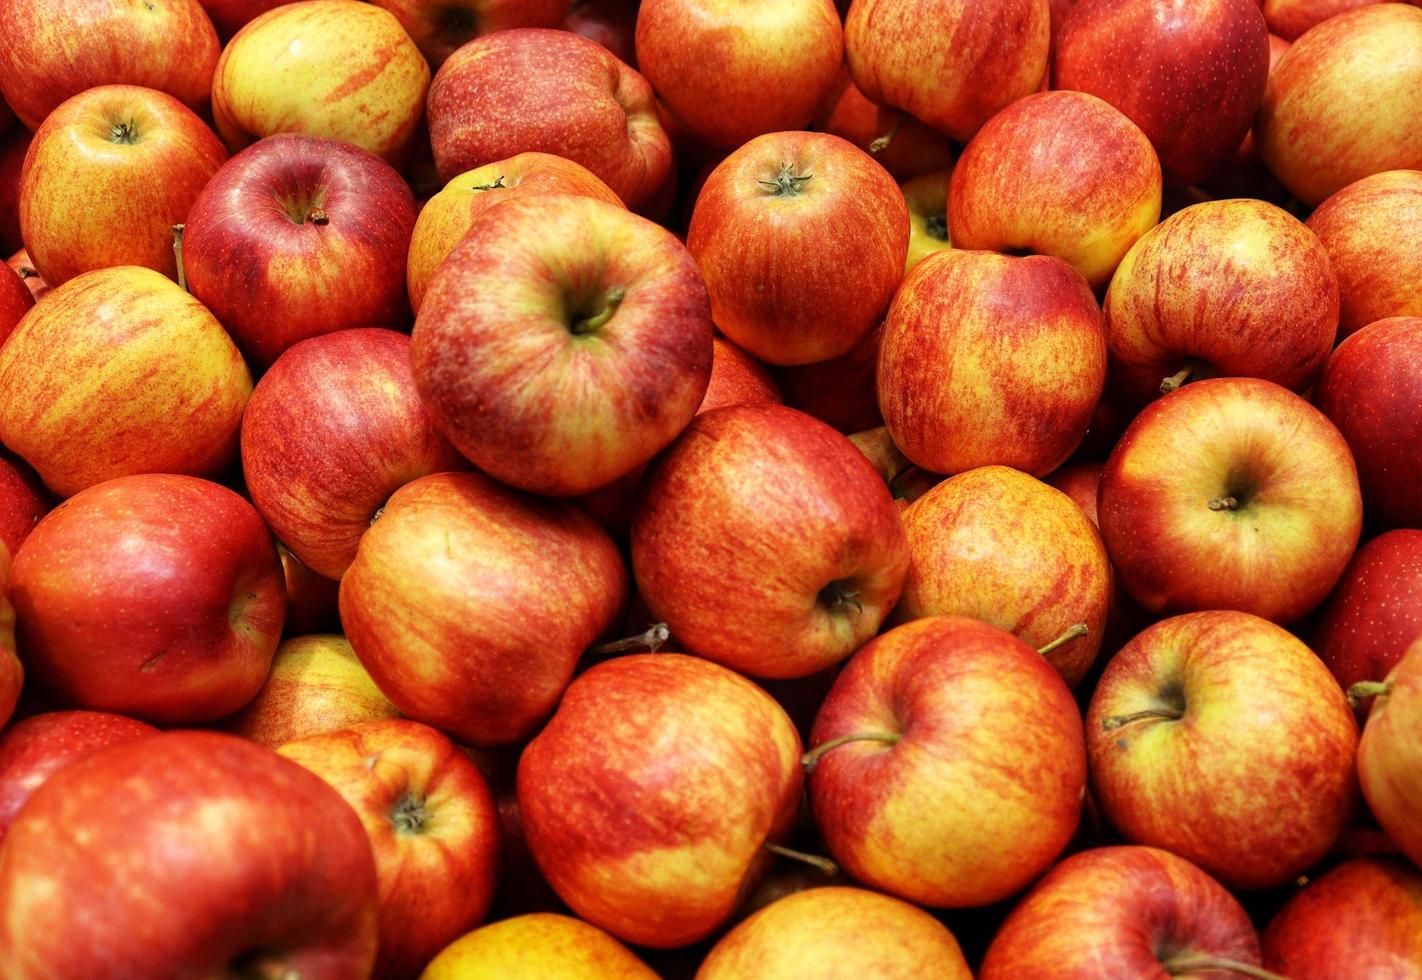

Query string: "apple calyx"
[[471, 175, 507, 192], [925, 214, 948, 241], [818, 579, 864, 616], [1037, 623, 1089, 657], [108, 119, 139, 145], [763, 841, 838, 876], [172, 224, 188, 292], [390, 793, 432, 835], [758, 164, 814, 197], [1347, 679, 1394, 709], [589, 622, 671, 656], [868, 116, 906, 154], [1160, 365, 1194, 395], [1207, 495, 1239, 512], [1162, 954, 1288, 980], [802, 731, 902, 772], [570, 285, 626, 336]]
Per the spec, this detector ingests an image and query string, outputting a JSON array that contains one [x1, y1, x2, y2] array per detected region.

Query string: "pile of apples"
[[0, 0, 1420, 976]]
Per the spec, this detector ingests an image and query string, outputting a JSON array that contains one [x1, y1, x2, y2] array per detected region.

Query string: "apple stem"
[[763, 842, 838, 876], [868, 115, 906, 154], [108, 119, 139, 145], [1347, 679, 1394, 709], [390, 793, 431, 835], [1163, 955, 1288, 980], [571, 285, 626, 335], [1160, 366, 1194, 394], [15, 265, 35, 280], [802, 731, 902, 772], [589, 622, 670, 656], [471, 175, 506, 191], [306, 207, 329, 226], [758, 164, 814, 197], [1037, 623, 1089, 657], [171, 224, 187, 292], [1101, 706, 1185, 731], [1208, 496, 1239, 512]]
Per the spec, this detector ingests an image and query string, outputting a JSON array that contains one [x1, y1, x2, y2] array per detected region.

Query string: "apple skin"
[[0, 731, 379, 978], [213, 0, 430, 166], [631, 404, 909, 679], [1053, 0, 1270, 187], [406, 152, 622, 313], [1264, 0, 1417, 39], [949, 91, 1162, 289], [221, 635, 400, 748], [807, 616, 1086, 907], [774, 325, 884, 434], [901, 170, 952, 273], [0, 451, 50, 558], [0, 544, 17, 731], [814, 70, 956, 183], [879, 250, 1107, 477], [1087, 610, 1358, 890], [279, 719, 500, 980], [1357, 641, 1422, 869], [0, 260, 31, 346], [371, 0, 570, 68], [697, 887, 972, 980], [845, 0, 1049, 142], [0, 0, 219, 131], [183, 134, 417, 368], [197, 0, 289, 37], [0, 266, 252, 498], [1257, 4, 1422, 206], [19, 85, 227, 287], [422, 914, 657, 980], [428, 29, 670, 208], [517, 653, 802, 948], [979, 846, 1263, 978], [1099, 378, 1362, 622], [5, 250, 50, 304], [567, 0, 638, 65], [0, 128, 29, 258], [242, 329, 464, 580], [340, 471, 628, 746], [688, 131, 909, 366], [1104, 200, 1339, 402], [895, 465, 1111, 687]]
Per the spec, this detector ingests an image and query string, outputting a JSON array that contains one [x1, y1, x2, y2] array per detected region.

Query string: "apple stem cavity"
[[925, 213, 949, 241], [570, 285, 626, 336], [802, 731, 902, 772], [762, 842, 838, 876], [1163, 955, 1289, 980], [1160, 365, 1194, 394], [1037, 623, 1089, 657], [1102, 705, 1185, 731], [1347, 679, 1394, 709], [306, 207, 329, 226], [471, 175, 507, 191], [758, 164, 814, 197], [172, 224, 187, 292], [818, 579, 864, 616], [589, 622, 671, 656], [1208, 496, 1239, 512], [390, 793, 432, 835], [868, 116, 905, 154], [108, 119, 139, 145], [16, 265, 35, 279]]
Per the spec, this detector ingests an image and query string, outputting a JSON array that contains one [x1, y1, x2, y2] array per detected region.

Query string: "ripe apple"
[[518, 653, 802, 948], [5, 250, 49, 304], [0, 451, 50, 558], [979, 846, 1265, 978], [1357, 641, 1422, 869], [340, 471, 627, 746], [19, 85, 226, 287], [688, 131, 909, 366], [0, 128, 29, 257], [198, 0, 289, 37], [807, 616, 1085, 907], [422, 914, 657, 979], [879, 250, 1106, 477], [773, 325, 884, 434], [631, 404, 908, 679], [1088, 610, 1358, 890], [814, 71, 956, 183], [0, 731, 378, 978], [0, 260, 31, 345], [901, 171, 952, 273], [213, 0, 430, 165], [845, 0, 1049, 142], [371, 0, 570, 67], [1264, 0, 1405, 39], [279, 719, 499, 979], [427, 28, 670, 208], [0, 266, 252, 498], [1256, 3, 1422, 206], [0, 0, 219, 131], [1098, 378, 1362, 622], [949, 91, 1162, 288], [567, 0, 637, 65]]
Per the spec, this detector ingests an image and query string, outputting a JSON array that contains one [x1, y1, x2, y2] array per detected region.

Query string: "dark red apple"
[[0, 451, 50, 559], [774, 325, 884, 434], [0, 261, 31, 347]]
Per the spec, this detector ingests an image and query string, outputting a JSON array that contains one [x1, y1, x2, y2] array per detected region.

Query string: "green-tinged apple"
[[278, 547, 340, 637], [688, 131, 908, 365], [0, 732, 378, 978], [182, 134, 417, 368], [879, 250, 1106, 476], [213, 0, 430, 165], [0, 129, 29, 257], [774, 325, 884, 434], [340, 471, 627, 745], [243, 329, 464, 579], [845, 0, 1049, 141], [1088, 611, 1358, 889], [806, 616, 1086, 907], [1098, 378, 1361, 621], [0, 543, 16, 730], [895, 466, 1110, 686], [413, 195, 712, 497], [427, 29, 670, 207], [814, 71, 955, 182], [0, 0, 219, 131], [0, 261, 31, 345], [0, 452, 50, 558], [279, 719, 499, 979], [421, 914, 658, 979], [1256, 4, 1422, 206], [19, 85, 226, 286], [5, 250, 49, 303], [407, 153, 621, 313], [518, 654, 802, 948], [371, 0, 570, 67], [1357, 641, 1422, 869], [901, 171, 952, 273], [980, 846, 1266, 978], [631, 404, 908, 678], [0, 267, 251, 498]]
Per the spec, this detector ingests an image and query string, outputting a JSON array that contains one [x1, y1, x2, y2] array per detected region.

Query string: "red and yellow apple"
[[422, 914, 657, 979], [5, 250, 49, 304], [0, 261, 31, 346], [901, 171, 952, 273], [1357, 640, 1422, 870], [814, 70, 955, 182], [0, 452, 50, 558]]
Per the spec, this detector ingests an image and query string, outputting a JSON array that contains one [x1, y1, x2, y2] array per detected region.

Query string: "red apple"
[[0, 543, 16, 730], [774, 325, 884, 434], [371, 0, 569, 67], [5, 250, 49, 304], [813, 70, 956, 183], [0, 260, 31, 346], [567, 0, 638, 65], [278, 546, 340, 637], [517, 653, 802, 948], [421, 914, 657, 979], [0, 731, 379, 977], [0, 451, 50, 558], [688, 131, 908, 366], [1357, 641, 1422, 870], [197, 0, 289, 37], [631, 404, 908, 679], [0, 128, 29, 258]]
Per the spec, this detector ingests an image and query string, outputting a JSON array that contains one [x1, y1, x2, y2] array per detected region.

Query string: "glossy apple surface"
[[422, 914, 657, 979], [0, 451, 50, 558]]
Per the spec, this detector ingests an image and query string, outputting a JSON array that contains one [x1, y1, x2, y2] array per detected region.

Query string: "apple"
[[806, 616, 1085, 907], [1256, 4, 1422, 206], [428, 28, 671, 208], [0, 128, 29, 257], [1098, 378, 1362, 622], [422, 914, 657, 979], [0, 0, 219, 131], [340, 471, 628, 746], [1104, 200, 1339, 402], [279, 719, 499, 979], [814, 70, 956, 183], [1306, 170, 1422, 339], [278, 546, 341, 637], [1088, 610, 1358, 890], [0, 731, 379, 977], [0, 260, 31, 345], [518, 653, 802, 948], [894, 465, 1111, 687], [948, 91, 1162, 289], [1357, 640, 1422, 869], [412, 194, 713, 497], [879, 250, 1106, 477], [0, 543, 16, 730], [631, 404, 908, 679], [698, 887, 972, 979], [979, 846, 1265, 978], [370, 0, 570, 68], [221, 635, 400, 748], [845, 0, 1049, 142], [5, 250, 49, 304], [567, 0, 638, 66], [901, 171, 952, 273], [198, 0, 289, 37], [1264, 0, 1403, 39], [0, 451, 50, 558], [688, 131, 908, 366], [774, 325, 884, 434], [182, 134, 417, 368], [213, 0, 430, 165], [19, 85, 226, 287], [0, 266, 252, 498]]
